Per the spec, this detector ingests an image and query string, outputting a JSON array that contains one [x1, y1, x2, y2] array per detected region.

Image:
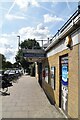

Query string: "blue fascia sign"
[[23, 53, 46, 58]]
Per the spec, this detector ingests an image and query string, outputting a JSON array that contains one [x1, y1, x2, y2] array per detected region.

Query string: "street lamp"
[[17, 35, 20, 50]]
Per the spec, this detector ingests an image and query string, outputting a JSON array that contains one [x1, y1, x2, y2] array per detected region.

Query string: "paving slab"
[[0, 75, 65, 118]]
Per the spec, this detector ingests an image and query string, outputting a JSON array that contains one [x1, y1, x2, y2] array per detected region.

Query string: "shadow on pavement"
[[1, 92, 10, 96]]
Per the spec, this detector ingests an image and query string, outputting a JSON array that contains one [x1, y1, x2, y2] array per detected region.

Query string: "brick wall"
[[42, 45, 79, 118], [68, 45, 78, 118], [79, 43, 80, 120]]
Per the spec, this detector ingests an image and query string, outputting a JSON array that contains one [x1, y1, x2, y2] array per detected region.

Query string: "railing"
[[51, 9, 80, 42]]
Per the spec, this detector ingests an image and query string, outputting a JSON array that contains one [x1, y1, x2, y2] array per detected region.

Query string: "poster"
[[45, 67, 48, 83], [62, 64, 68, 86], [51, 66, 55, 89]]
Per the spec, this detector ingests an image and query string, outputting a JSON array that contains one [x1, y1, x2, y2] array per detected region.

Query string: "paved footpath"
[[0, 75, 65, 118]]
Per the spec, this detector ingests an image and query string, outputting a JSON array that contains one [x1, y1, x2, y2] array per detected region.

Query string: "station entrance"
[[23, 49, 46, 87], [59, 54, 68, 115]]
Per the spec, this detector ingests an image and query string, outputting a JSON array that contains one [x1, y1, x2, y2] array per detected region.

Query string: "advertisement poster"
[[51, 66, 55, 89], [62, 64, 68, 86], [45, 67, 48, 83]]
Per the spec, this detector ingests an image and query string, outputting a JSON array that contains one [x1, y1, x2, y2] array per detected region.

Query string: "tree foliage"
[[20, 38, 41, 49], [0, 53, 6, 69], [5, 61, 12, 68], [0, 53, 12, 69], [15, 39, 41, 72]]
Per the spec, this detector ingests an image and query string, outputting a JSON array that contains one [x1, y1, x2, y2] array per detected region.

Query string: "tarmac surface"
[[0, 74, 65, 118]]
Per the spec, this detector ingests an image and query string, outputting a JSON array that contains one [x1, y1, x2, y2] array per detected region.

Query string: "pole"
[[41, 40, 43, 47], [17, 35, 20, 50]]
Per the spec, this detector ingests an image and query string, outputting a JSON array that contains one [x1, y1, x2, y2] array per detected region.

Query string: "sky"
[[0, 0, 79, 63]]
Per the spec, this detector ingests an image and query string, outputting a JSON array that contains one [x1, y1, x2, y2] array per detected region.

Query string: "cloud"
[[18, 23, 51, 40], [31, 0, 40, 7], [18, 23, 52, 47], [37, 23, 45, 30], [15, 0, 30, 10], [0, 23, 51, 63], [44, 14, 64, 23], [5, 14, 25, 20], [39, 4, 55, 14], [7, 0, 16, 14], [0, 35, 18, 63], [5, 45, 14, 57], [15, 0, 39, 11], [0, 42, 16, 63], [0, 38, 8, 44]]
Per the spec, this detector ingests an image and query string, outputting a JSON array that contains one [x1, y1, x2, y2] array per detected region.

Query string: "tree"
[[13, 62, 21, 68], [0, 53, 2, 69], [5, 61, 12, 68], [0, 53, 13, 69], [20, 38, 41, 49], [0, 53, 6, 69], [15, 38, 41, 73], [15, 38, 41, 65]]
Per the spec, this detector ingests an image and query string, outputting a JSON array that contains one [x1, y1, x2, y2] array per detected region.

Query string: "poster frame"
[[51, 66, 55, 90], [45, 66, 48, 83]]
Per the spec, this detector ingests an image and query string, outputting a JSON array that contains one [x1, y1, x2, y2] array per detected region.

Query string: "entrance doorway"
[[38, 63, 42, 87], [59, 54, 68, 115]]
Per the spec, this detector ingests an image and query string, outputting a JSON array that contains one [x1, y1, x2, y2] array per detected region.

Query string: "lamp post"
[[17, 35, 20, 50]]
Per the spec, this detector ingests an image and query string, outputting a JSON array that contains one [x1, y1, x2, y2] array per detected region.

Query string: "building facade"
[[39, 10, 80, 118]]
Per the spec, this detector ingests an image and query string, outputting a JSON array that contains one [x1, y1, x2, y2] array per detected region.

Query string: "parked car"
[[8, 70, 16, 81], [0, 70, 4, 89], [0, 70, 13, 94], [0, 70, 4, 80]]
